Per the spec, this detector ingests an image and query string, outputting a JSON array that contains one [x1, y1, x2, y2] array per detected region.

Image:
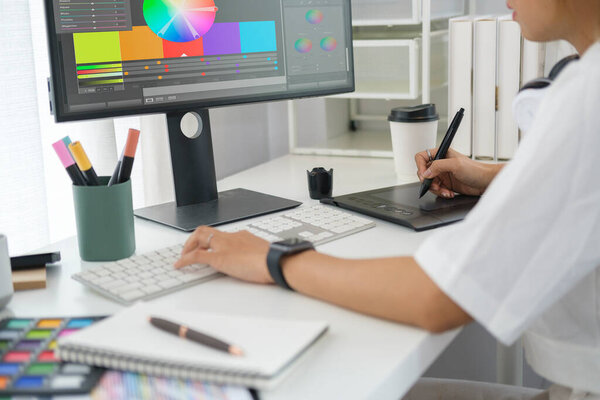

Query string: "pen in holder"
[[72, 177, 136, 261], [307, 167, 333, 199]]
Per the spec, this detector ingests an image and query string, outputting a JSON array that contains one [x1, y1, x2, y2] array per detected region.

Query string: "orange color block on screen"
[[119, 26, 164, 61], [163, 38, 204, 58], [0, 376, 8, 389]]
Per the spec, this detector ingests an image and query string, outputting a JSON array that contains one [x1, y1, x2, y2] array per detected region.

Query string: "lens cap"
[[388, 104, 439, 123]]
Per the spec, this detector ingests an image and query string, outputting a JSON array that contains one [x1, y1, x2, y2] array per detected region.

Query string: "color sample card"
[[0, 316, 105, 396], [92, 371, 255, 400]]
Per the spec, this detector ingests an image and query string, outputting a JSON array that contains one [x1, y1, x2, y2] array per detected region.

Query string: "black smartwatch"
[[267, 238, 314, 290]]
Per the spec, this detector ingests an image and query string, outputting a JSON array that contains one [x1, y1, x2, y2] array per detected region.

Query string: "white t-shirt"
[[415, 41, 600, 393]]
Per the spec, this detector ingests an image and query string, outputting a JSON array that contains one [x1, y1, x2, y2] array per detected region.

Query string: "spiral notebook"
[[56, 302, 328, 390]]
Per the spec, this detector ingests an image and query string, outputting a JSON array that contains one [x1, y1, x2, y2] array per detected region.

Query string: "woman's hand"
[[415, 148, 502, 198], [174, 226, 274, 284]]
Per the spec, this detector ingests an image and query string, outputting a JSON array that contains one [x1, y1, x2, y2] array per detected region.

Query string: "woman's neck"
[[565, 2, 600, 54]]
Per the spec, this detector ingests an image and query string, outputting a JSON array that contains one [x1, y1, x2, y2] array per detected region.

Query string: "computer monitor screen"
[[45, 0, 354, 122]]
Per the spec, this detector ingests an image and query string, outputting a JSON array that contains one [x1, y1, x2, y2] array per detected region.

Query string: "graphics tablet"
[[322, 182, 479, 231]]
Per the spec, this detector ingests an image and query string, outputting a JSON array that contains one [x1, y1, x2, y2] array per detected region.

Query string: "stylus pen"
[[117, 128, 140, 184], [52, 140, 87, 186], [69, 141, 100, 186], [419, 108, 465, 198], [148, 316, 245, 357]]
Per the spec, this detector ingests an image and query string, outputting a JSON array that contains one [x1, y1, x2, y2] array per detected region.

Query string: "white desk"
[[7, 155, 459, 400]]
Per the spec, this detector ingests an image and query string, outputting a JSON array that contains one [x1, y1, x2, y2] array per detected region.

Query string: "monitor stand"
[[134, 109, 301, 232]]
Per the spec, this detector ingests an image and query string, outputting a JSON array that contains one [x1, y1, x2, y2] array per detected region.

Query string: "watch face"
[[272, 238, 314, 253], [279, 238, 305, 246]]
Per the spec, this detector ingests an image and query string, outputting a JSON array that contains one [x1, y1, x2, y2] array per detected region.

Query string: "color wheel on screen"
[[143, 0, 218, 43]]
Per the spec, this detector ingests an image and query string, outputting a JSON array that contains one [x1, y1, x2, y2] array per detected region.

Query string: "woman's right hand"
[[415, 148, 502, 198]]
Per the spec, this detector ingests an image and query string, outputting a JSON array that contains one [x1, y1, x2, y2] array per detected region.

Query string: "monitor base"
[[134, 188, 301, 232]]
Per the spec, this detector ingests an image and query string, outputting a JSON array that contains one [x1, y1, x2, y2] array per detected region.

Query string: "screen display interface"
[[47, 0, 353, 120]]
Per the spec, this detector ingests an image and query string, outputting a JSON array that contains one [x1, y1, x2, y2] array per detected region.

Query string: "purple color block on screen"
[[203, 23, 241, 55]]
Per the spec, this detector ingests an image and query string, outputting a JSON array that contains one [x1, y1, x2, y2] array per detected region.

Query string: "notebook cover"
[[57, 302, 328, 390]]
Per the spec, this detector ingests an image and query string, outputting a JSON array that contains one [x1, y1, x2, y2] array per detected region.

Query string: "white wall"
[[0, 1, 49, 255]]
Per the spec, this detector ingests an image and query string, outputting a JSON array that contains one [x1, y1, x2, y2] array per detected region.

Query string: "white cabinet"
[[351, 0, 464, 26], [289, 0, 461, 157]]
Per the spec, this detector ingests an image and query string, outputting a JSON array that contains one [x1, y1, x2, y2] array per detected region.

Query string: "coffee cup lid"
[[388, 104, 439, 123]]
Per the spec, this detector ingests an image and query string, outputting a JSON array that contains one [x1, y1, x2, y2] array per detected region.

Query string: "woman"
[[175, 0, 600, 397]]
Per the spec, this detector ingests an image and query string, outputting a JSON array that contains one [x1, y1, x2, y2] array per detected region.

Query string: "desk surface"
[[7, 155, 458, 400]]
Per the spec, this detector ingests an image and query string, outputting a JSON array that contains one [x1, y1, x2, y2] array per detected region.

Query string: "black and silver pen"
[[149, 316, 245, 357], [419, 108, 465, 198]]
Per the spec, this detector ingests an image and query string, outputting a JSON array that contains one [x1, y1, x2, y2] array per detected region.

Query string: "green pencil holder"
[[73, 177, 136, 261]]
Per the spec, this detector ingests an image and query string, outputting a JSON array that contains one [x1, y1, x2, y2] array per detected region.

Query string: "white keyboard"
[[72, 205, 375, 304]]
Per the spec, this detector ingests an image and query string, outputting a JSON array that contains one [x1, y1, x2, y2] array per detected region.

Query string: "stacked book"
[[448, 15, 546, 161]]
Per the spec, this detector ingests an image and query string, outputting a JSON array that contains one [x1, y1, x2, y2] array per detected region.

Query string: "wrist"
[[267, 240, 314, 291]]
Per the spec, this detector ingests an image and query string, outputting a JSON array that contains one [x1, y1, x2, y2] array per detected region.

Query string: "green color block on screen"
[[0, 341, 9, 349], [27, 363, 57, 375], [26, 330, 53, 339], [73, 32, 122, 64], [7, 319, 32, 329]]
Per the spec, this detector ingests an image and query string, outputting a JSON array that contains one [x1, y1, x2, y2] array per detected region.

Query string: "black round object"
[[388, 104, 439, 123]]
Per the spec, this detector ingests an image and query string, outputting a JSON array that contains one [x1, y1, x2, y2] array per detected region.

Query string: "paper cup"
[[388, 104, 439, 179]]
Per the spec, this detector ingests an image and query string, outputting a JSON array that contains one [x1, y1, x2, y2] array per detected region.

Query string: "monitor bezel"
[[43, 0, 355, 123]]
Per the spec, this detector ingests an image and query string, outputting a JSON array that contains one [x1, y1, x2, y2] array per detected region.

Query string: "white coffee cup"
[[388, 104, 439, 180], [0, 235, 13, 309]]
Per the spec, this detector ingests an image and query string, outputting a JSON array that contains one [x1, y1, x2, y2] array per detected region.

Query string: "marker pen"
[[117, 128, 140, 184], [69, 141, 100, 186], [61, 136, 72, 149], [52, 140, 87, 186], [107, 149, 123, 187]]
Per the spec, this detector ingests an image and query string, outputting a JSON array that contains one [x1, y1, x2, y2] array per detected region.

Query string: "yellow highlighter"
[[69, 141, 100, 186]]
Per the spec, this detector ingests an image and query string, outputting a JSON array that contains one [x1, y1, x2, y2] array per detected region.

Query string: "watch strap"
[[267, 248, 294, 290]]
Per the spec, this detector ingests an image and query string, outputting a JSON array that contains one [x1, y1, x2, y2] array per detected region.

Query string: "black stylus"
[[419, 108, 465, 198]]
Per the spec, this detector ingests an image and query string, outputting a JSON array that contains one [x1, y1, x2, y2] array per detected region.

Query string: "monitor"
[[44, 0, 354, 231]]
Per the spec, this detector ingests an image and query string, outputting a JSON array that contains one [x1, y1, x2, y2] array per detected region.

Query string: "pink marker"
[[52, 140, 87, 186]]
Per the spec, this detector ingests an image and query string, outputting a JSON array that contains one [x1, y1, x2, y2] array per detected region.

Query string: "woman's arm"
[[175, 228, 472, 332], [283, 251, 472, 332]]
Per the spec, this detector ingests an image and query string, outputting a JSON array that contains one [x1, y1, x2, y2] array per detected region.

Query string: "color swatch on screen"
[[119, 26, 164, 61], [320, 36, 338, 51], [143, 0, 218, 43], [306, 10, 323, 24], [74, 21, 277, 65], [73, 32, 121, 64], [295, 38, 312, 53]]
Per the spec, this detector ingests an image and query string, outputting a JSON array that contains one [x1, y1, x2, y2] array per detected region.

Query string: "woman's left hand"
[[174, 226, 274, 284]]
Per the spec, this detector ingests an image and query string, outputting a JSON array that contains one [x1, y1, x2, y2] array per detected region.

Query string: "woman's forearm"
[[281, 251, 472, 332]]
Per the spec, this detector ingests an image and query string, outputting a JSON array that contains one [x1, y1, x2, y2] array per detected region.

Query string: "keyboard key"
[[158, 279, 181, 289], [120, 290, 145, 302]]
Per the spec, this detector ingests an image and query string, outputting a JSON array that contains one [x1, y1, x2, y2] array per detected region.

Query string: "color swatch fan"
[[143, 0, 218, 43]]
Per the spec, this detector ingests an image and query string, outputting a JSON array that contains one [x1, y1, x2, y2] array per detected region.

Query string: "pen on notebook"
[[52, 140, 87, 186], [148, 316, 245, 357], [419, 108, 465, 199], [117, 128, 140, 184], [69, 141, 100, 186]]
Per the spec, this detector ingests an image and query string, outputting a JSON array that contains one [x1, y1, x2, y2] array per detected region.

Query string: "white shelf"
[[351, 0, 464, 26], [331, 32, 448, 100]]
